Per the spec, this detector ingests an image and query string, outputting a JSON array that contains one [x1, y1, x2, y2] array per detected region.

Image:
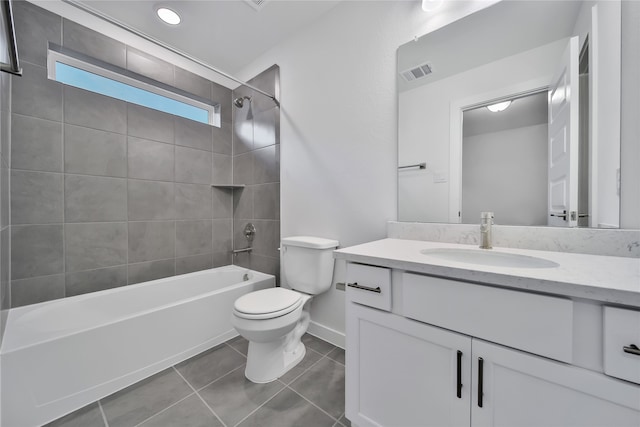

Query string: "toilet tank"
[[282, 236, 339, 294]]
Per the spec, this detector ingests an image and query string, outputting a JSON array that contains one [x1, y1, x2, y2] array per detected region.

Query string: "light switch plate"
[[433, 172, 448, 183]]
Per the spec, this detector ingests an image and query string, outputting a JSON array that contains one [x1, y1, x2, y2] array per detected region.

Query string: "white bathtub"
[[0, 265, 274, 427]]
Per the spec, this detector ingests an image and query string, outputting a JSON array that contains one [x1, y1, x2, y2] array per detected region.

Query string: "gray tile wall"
[[231, 66, 281, 283], [8, 2, 235, 307], [0, 11, 12, 341]]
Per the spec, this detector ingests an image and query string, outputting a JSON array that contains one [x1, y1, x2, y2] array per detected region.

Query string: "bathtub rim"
[[1, 265, 274, 354]]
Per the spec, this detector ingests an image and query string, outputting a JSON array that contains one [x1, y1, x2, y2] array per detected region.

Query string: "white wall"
[[462, 124, 548, 226], [620, 0, 640, 229], [237, 0, 497, 344], [592, 1, 621, 228], [572, 1, 622, 228], [398, 40, 565, 222]]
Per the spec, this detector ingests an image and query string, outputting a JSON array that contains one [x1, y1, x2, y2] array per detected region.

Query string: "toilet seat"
[[234, 288, 303, 320]]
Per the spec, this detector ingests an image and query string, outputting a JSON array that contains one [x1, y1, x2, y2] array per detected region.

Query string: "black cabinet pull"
[[623, 344, 640, 356], [456, 350, 463, 398], [478, 357, 484, 408], [346, 282, 381, 293]]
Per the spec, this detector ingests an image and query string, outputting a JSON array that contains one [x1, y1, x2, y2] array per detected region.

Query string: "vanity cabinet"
[[471, 339, 640, 427], [347, 302, 472, 427], [345, 263, 640, 427]]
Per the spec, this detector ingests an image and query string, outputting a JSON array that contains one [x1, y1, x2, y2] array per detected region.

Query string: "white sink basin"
[[420, 248, 559, 269]]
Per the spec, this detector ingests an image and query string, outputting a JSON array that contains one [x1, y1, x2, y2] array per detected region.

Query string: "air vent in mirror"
[[401, 62, 433, 82]]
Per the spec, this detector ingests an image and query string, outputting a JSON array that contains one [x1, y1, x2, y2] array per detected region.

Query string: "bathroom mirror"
[[397, 0, 621, 228]]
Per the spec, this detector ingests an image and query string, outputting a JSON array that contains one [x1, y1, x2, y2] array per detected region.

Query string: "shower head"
[[234, 96, 251, 108]]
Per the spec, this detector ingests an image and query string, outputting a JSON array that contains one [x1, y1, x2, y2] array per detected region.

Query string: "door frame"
[[448, 77, 550, 223]]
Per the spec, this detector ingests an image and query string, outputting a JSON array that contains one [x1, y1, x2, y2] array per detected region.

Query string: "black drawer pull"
[[456, 350, 463, 398], [623, 344, 640, 356], [347, 282, 381, 293], [478, 357, 484, 408]]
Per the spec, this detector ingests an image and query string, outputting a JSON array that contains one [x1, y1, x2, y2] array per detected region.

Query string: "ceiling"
[[398, 0, 582, 93], [463, 91, 548, 137], [73, 0, 342, 74]]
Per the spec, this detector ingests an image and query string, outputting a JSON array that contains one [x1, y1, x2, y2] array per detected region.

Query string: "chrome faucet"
[[479, 212, 494, 249]]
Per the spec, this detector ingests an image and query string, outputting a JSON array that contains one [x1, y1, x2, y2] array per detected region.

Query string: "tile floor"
[[46, 334, 349, 427]]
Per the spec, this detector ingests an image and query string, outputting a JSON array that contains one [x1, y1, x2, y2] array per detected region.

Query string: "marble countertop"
[[334, 238, 640, 308]]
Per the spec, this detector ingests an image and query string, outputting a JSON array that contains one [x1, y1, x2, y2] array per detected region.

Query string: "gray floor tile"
[[338, 414, 352, 426], [302, 333, 336, 356], [45, 402, 105, 427], [199, 366, 285, 426], [100, 368, 192, 427], [226, 335, 249, 356], [290, 357, 345, 419], [138, 394, 223, 427], [279, 345, 323, 385], [237, 388, 335, 427], [175, 344, 246, 390], [45, 335, 344, 427], [327, 347, 345, 365]]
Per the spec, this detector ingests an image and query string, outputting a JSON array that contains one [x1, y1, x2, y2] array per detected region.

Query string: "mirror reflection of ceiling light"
[[422, 0, 444, 12], [157, 7, 181, 25], [486, 100, 512, 113]]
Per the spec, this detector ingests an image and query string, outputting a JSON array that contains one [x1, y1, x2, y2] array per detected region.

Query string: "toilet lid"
[[234, 288, 302, 317]]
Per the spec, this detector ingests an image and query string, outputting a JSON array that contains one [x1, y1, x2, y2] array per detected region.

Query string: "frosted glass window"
[[47, 46, 218, 126]]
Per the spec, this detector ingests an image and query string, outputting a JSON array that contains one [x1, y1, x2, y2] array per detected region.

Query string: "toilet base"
[[245, 338, 306, 383]]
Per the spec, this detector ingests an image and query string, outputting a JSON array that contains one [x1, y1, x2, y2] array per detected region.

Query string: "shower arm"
[[61, 0, 280, 108]]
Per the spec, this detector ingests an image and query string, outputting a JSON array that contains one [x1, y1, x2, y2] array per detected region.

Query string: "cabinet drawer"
[[604, 306, 640, 384], [402, 273, 573, 363], [346, 263, 391, 311]]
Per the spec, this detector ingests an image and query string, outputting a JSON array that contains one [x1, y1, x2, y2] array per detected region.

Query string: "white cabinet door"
[[346, 302, 471, 427], [471, 339, 640, 427]]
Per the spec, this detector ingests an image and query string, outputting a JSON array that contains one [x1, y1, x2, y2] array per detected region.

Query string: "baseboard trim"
[[307, 321, 345, 349]]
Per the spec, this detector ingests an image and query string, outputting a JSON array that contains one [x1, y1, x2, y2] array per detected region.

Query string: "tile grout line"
[[224, 341, 248, 359], [10, 112, 221, 153], [325, 349, 345, 367], [337, 411, 348, 427], [230, 381, 288, 427], [11, 218, 216, 227], [125, 103, 129, 285], [286, 385, 342, 424], [97, 401, 110, 427], [172, 366, 229, 427], [172, 117, 177, 277], [10, 167, 217, 185], [131, 391, 196, 427], [61, 72, 66, 298], [280, 348, 328, 386], [193, 363, 245, 394]]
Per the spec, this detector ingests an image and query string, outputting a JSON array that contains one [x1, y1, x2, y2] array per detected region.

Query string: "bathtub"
[[0, 265, 274, 427]]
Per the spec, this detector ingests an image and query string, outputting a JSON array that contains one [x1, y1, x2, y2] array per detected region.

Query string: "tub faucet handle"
[[244, 223, 256, 243]]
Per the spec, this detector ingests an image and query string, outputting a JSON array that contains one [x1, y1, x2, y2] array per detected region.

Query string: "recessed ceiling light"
[[157, 7, 181, 25], [422, 0, 444, 12], [486, 100, 512, 113]]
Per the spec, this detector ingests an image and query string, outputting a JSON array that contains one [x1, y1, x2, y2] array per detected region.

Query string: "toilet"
[[232, 236, 339, 383]]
